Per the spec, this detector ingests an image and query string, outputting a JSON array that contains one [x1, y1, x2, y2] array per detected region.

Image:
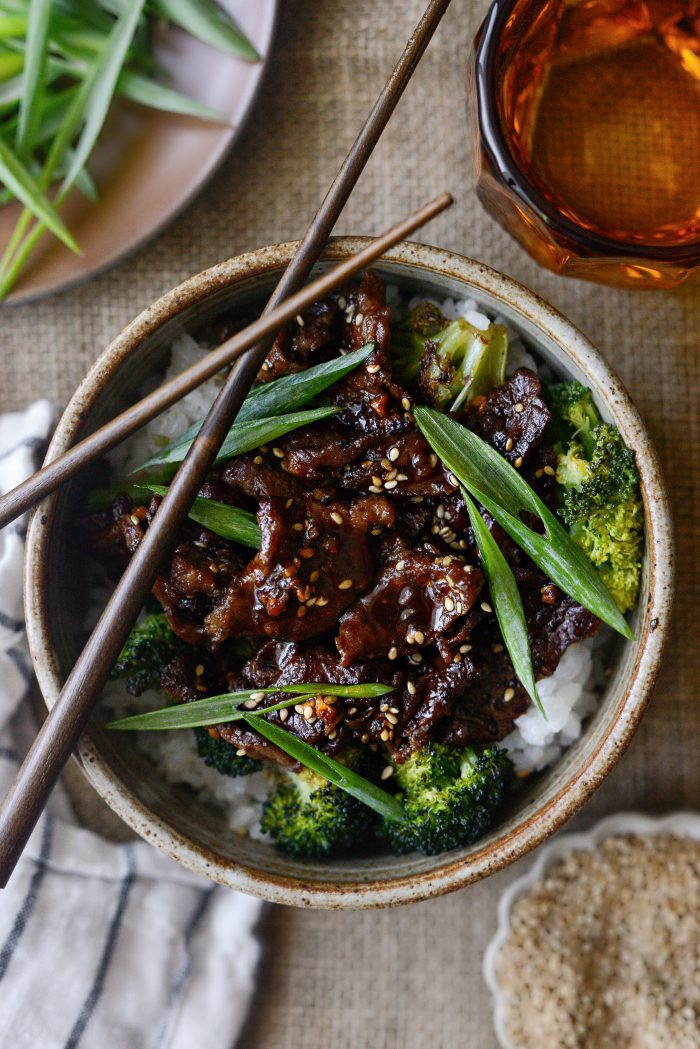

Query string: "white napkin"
[[0, 403, 262, 1049]]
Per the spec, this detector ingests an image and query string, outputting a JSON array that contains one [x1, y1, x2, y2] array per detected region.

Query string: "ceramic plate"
[[0, 0, 277, 305]]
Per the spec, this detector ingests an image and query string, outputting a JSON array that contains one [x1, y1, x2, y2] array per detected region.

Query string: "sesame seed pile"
[[496, 834, 700, 1049]]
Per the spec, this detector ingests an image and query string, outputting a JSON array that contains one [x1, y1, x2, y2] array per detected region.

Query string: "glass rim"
[[474, 0, 700, 264]]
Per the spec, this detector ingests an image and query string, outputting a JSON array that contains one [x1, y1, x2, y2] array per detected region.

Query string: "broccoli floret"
[[193, 727, 261, 778], [391, 301, 508, 410], [546, 380, 600, 455], [261, 765, 376, 859], [380, 743, 514, 856], [557, 424, 639, 523], [570, 496, 644, 613], [112, 613, 182, 695], [548, 384, 644, 614]]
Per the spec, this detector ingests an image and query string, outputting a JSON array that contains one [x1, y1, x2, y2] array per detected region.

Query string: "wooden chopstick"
[[0, 198, 450, 531], [0, 0, 453, 886]]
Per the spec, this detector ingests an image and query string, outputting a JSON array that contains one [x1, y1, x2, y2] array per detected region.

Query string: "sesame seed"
[[389, 706, 399, 714], [250, 691, 265, 702], [330, 511, 343, 524], [401, 397, 411, 411], [338, 578, 353, 590], [447, 472, 459, 487], [396, 560, 405, 571], [396, 473, 408, 481], [362, 460, 372, 468], [261, 361, 270, 371], [372, 475, 383, 487], [294, 704, 304, 714], [303, 704, 315, 720], [366, 363, 380, 374], [370, 527, 382, 536], [279, 708, 288, 721], [316, 596, 329, 606], [407, 680, 416, 695], [504, 687, 516, 702], [354, 312, 364, 326], [505, 437, 514, 452], [384, 479, 398, 490], [388, 646, 398, 660], [327, 730, 337, 740], [388, 446, 399, 461], [409, 653, 423, 664], [514, 402, 525, 413], [429, 453, 438, 468], [380, 703, 389, 712], [492, 643, 504, 653], [385, 712, 398, 725], [300, 546, 314, 558], [253, 455, 263, 465], [337, 296, 347, 309], [535, 469, 544, 478], [243, 699, 258, 709], [369, 485, 383, 494], [381, 765, 394, 780], [296, 605, 307, 618], [459, 643, 472, 653], [413, 630, 425, 645], [292, 522, 303, 531], [236, 748, 247, 757], [323, 695, 337, 705], [544, 464, 556, 476], [195, 664, 205, 677], [296, 314, 305, 326], [348, 707, 357, 716], [309, 570, 320, 582], [481, 601, 493, 613], [453, 652, 462, 662], [285, 498, 293, 509], [514, 456, 523, 469], [361, 733, 370, 744], [129, 514, 140, 525], [272, 447, 285, 459], [444, 596, 455, 612], [380, 729, 390, 742]]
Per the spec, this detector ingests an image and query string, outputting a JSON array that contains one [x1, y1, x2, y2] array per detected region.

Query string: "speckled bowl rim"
[[483, 810, 700, 1049], [24, 239, 674, 908]]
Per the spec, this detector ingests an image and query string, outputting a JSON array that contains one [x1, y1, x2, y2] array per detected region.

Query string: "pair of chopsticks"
[[0, 0, 454, 885]]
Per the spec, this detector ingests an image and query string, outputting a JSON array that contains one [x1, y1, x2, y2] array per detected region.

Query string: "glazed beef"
[[464, 368, 551, 467], [84, 272, 603, 771]]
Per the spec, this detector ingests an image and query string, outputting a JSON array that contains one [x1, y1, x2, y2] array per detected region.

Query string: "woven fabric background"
[[2, 1, 698, 1046]]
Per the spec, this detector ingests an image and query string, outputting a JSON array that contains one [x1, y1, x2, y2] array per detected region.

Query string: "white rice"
[[95, 294, 608, 837]]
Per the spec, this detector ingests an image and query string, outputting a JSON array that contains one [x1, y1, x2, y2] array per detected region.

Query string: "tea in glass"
[[470, 0, 700, 287]]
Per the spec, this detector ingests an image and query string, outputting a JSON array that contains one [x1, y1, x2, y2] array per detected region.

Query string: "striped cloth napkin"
[[0, 403, 262, 1049]]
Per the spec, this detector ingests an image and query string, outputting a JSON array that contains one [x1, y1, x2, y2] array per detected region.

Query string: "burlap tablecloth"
[[2, 1, 698, 1046]]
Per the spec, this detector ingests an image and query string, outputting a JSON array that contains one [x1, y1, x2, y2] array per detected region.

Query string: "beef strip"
[[464, 368, 551, 466], [336, 548, 484, 664], [204, 494, 394, 644]]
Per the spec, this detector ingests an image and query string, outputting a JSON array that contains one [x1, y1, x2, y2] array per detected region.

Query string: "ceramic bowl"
[[483, 811, 700, 1048], [24, 239, 673, 908]]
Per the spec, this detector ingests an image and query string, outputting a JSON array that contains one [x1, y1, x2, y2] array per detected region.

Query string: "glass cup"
[[469, 0, 700, 288]]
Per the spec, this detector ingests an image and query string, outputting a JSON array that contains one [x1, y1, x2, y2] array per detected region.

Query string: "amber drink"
[[470, 0, 700, 287]]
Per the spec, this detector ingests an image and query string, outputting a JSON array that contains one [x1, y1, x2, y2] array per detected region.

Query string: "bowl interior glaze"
[[24, 240, 673, 908]]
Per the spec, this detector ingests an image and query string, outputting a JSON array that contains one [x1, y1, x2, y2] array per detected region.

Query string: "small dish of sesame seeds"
[[484, 812, 700, 1049]]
